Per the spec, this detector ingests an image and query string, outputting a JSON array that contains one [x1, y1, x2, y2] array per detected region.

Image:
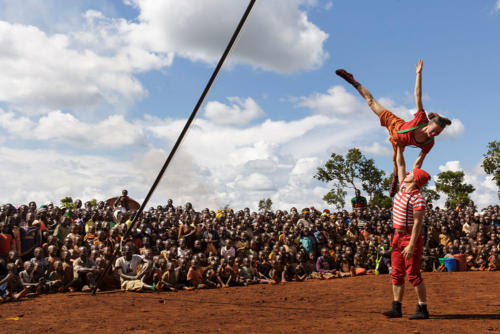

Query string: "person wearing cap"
[[336, 60, 451, 197], [383, 145, 431, 320]]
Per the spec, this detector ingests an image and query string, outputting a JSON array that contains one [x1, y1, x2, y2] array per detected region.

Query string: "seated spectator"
[[19, 261, 41, 294], [47, 260, 66, 292], [315, 248, 338, 279], [70, 246, 99, 292], [487, 248, 498, 271], [216, 258, 233, 287], [115, 244, 154, 292], [186, 259, 208, 289], [158, 262, 181, 291]]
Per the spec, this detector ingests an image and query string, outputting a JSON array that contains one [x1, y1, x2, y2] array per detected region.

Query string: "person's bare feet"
[[335, 69, 360, 88], [13, 289, 27, 300]]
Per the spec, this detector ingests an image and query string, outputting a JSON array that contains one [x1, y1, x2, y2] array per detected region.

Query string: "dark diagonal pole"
[[93, 0, 257, 294]]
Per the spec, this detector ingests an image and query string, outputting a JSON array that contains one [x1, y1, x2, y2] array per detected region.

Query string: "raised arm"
[[413, 150, 427, 170], [414, 60, 423, 110], [395, 145, 407, 184]]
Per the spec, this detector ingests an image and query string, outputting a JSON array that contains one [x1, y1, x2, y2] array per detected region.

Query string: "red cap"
[[412, 168, 431, 188]]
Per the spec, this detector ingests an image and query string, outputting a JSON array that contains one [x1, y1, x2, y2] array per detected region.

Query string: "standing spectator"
[[351, 189, 367, 210]]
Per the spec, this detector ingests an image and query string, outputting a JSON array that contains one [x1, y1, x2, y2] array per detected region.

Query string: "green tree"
[[323, 188, 347, 210], [89, 198, 97, 208], [371, 173, 393, 209], [258, 198, 273, 212], [421, 186, 440, 205], [482, 140, 500, 200], [360, 159, 385, 202], [381, 173, 393, 193], [315, 148, 385, 208], [60, 197, 74, 209], [372, 190, 393, 209], [435, 171, 475, 208]]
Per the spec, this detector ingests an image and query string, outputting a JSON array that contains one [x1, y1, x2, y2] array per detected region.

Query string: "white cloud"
[[204, 97, 264, 126], [289, 157, 321, 188], [0, 146, 222, 209], [125, 0, 329, 73], [1, 105, 497, 210], [0, 109, 145, 148], [377, 97, 416, 119], [359, 142, 393, 156], [0, 0, 328, 113], [440, 118, 465, 139], [434, 160, 499, 209], [438, 160, 463, 172], [0, 0, 89, 32], [143, 102, 394, 209], [147, 114, 340, 158], [235, 173, 275, 191], [496, 0, 500, 11], [0, 19, 173, 113], [0, 101, 371, 209], [297, 85, 366, 115]]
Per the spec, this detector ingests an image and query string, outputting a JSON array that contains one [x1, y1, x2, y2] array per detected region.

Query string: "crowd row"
[[0, 196, 499, 301]]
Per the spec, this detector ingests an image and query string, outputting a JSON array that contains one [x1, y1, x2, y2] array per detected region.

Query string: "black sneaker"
[[335, 69, 361, 88], [383, 301, 402, 318], [409, 304, 429, 320]]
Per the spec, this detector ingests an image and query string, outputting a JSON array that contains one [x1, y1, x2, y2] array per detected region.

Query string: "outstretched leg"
[[336, 69, 385, 116], [337, 69, 400, 194]]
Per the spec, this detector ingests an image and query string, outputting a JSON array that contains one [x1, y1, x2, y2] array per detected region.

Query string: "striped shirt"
[[392, 181, 426, 231]]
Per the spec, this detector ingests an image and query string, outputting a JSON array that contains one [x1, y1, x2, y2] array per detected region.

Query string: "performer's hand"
[[402, 244, 414, 259], [416, 59, 423, 73]]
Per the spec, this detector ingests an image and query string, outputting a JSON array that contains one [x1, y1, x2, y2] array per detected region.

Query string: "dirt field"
[[1, 271, 499, 334]]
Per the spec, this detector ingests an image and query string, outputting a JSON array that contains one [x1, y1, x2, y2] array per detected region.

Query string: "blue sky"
[[0, 0, 498, 209]]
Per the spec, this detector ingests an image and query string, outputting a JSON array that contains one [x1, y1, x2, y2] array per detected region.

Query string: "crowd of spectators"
[[0, 190, 499, 302]]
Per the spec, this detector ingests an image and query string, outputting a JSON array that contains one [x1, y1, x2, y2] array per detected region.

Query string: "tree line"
[[313, 140, 500, 210]]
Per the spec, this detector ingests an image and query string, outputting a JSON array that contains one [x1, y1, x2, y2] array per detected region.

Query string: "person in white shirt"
[[115, 244, 154, 291], [220, 239, 235, 259]]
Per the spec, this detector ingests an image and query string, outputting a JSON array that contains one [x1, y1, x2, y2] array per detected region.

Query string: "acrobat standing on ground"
[[383, 145, 430, 319], [336, 60, 451, 196]]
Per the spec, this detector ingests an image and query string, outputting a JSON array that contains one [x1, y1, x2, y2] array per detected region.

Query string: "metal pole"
[[93, 0, 257, 294]]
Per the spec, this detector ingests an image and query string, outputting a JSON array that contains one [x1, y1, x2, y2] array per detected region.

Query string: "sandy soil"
[[1, 271, 499, 334]]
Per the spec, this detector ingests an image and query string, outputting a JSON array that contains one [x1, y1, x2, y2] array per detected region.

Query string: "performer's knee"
[[391, 272, 404, 286], [408, 274, 423, 287]]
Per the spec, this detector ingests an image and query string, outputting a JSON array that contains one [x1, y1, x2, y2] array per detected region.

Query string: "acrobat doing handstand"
[[336, 60, 451, 196]]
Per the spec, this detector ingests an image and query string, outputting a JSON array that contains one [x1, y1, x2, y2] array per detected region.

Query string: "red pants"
[[391, 231, 423, 286]]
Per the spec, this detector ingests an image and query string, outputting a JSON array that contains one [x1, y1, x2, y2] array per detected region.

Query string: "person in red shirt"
[[0, 222, 15, 260], [336, 60, 451, 196], [383, 145, 430, 320]]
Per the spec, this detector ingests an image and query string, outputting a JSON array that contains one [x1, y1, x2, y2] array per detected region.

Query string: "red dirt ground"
[[1, 272, 499, 334]]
